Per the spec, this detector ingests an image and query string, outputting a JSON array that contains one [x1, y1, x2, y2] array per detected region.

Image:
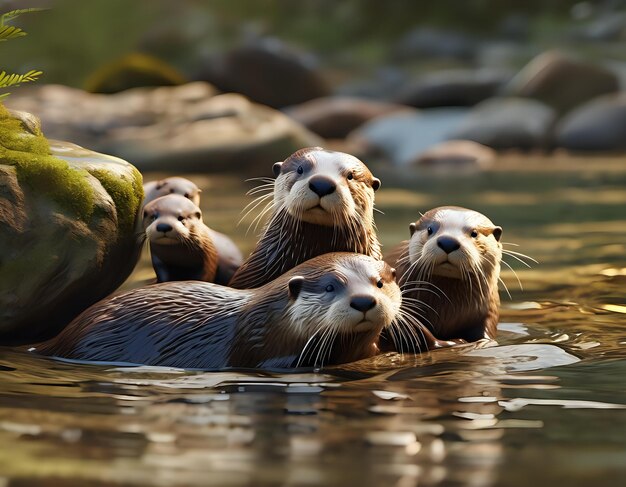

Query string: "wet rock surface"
[[556, 93, 626, 151], [449, 97, 556, 150], [0, 107, 144, 344], [284, 96, 409, 139], [504, 51, 620, 114], [413, 139, 496, 169], [6, 83, 322, 173]]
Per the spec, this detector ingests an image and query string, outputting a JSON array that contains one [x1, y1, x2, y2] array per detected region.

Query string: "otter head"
[[407, 206, 502, 281], [142, 194, 204, 246], [143, 177, 201, 207], [272, 147, 381, 226], [281, 254, 400, 366]]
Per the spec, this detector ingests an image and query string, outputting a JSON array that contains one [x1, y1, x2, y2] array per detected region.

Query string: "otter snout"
[[437, 236, 461, 254], [349, 295, 377, 312], [156, 223, 173, 234], [308, 175, 336, 197]]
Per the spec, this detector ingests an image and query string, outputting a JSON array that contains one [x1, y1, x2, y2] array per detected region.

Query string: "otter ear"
[[372, 177, 381, 191], [493, 226, 503, 242], [409, 222, 417, 236], [272, 162, 283, 177], [288, 276, 305, 299]]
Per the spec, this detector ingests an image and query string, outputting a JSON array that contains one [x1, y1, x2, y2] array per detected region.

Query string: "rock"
[[392, 27, 479, 61], [504, 51, 620, 114], [196, 37, 329, 108], [395, 69, 512, 108], [334, 67, 409, 100], [448, 97, 556, 150], [348, 108, 469, 166], [6, 83, 322, 173], [84, 53, 188, 94], [0, 106, 144, 344], [555, 92, 626, 151], [413, 140, 496, 169], [283, 97, 409, 139]]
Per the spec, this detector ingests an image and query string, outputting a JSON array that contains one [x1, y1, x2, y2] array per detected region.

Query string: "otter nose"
[[437, 236, 461, 254], [156, 223, 173, 233], [350, 295, 377, 313], [308, 176, 336, 197]]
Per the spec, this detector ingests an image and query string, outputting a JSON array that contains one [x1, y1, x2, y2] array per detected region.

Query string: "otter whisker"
[[502, 250, 537, 267], [501, 259, 523, 291]]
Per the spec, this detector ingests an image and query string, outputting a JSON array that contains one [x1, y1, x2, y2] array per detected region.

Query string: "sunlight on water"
[[0, 157, 625, 486]]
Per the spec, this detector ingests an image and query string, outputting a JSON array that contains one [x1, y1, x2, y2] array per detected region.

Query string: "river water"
[[0, 156, 625, 486]]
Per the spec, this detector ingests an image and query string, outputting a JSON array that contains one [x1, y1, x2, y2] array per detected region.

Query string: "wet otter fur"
[[229, 147, 382, 288], [36, 253, 401, 369], [143, 177, 201, 206]]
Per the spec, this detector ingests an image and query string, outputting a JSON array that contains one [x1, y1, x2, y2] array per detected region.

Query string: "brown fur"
[[36, 253, 400, 369], [230, 147, 382, 288]]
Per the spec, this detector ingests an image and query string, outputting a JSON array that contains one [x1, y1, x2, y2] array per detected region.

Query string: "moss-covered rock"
[[0, 106, 145, 344]]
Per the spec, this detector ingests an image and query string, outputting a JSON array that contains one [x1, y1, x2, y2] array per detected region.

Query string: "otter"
[[385, 206, 503, 343], [143, 194, 242, 285], [229, 147, 382, 288], [35, 253, 401, 369], [143, 177, 201, 206]]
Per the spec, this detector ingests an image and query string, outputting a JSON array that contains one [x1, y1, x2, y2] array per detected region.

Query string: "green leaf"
[[0, 69, 43, 88], [1, 8, 47, 26], [0, 24, 26, 41], [0, 92, 10, 101]]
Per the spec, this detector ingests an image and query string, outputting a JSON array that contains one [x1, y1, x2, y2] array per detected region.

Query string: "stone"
[[392, 27, 479, 61], [6, 84, 322, 173], [504, 51, 620, 114], [348, 108, 469, 166], [395, 69, 512, 108], [555, 93, 626, 151], [448, 97, 556, 150], [196, 37, 330, 108], [283, 96, 409, 139], [0, 106, 144, 344], [413, 140, 496, 169]]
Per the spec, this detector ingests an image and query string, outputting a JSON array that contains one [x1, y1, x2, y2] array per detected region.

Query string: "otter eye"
[[184, 193, 189, 198], [170, 189, 175, 194], [195, 212, 201, 219], [297, 166, 304, 175], [151, 214, 158, 221], [178, 216, 185, 222], [471, 230, 478, 238], [325, 284, 334, 293], [377, 280, 383, 289], [347, 171, 353, 180], [427, 226, 434, 236]]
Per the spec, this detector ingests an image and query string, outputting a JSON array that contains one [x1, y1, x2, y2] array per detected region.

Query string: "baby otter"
[[143, 177, 201, 206], [386, 206, 502, 342], [36, 253, 401, 369], [143, 194, 242, 285], [229, 147, 382, 288]]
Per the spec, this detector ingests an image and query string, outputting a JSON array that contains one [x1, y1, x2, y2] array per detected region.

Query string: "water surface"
[[1, 156, 625, 486]]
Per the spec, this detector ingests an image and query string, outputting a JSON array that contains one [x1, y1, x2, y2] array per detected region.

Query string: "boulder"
[[196, 37, 330, 108], [413, 140, 496, 169], [448, 97, 556, 150], [348, 108, 469, 166], [0, 106, 144, 344], [504, 51, 619, 114], [392, 27, 479, 61], [395, 68, 512, 108], [555, 93, 626, 151], [283, 97, 409, 139], [6, 83, 322, 173]]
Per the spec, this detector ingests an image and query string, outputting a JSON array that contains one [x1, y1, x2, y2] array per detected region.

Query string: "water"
[[1, 156, 625, 486]]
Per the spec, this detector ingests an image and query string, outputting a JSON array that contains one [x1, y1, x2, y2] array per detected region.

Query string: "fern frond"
[[1, 8, 47, 26], [0, 69, 43, 88], [0, 92, 10, 101], [0, 24, 26, 41]]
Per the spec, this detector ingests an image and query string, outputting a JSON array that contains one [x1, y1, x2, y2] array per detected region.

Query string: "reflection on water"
[[1, 157, 625, 486]]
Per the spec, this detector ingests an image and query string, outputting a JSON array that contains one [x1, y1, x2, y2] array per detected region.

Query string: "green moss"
[[89, 166, 143, 235], [0, 104, 95, 221]]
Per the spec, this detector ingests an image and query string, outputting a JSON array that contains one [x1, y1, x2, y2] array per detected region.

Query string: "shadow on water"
[[1, 156, 625, 486]]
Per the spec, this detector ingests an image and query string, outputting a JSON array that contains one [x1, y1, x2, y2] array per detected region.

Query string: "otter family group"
[[37, 147, 504, 369]]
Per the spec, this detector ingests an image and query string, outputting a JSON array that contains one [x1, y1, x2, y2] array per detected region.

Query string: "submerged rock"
[[556, 93, 626, 151], [284, 96, 409, 139], [449, 97, 556, 150], [0, 106, 144, 344], [504, 51, 619, 114], [6, 83, 321, 173]]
